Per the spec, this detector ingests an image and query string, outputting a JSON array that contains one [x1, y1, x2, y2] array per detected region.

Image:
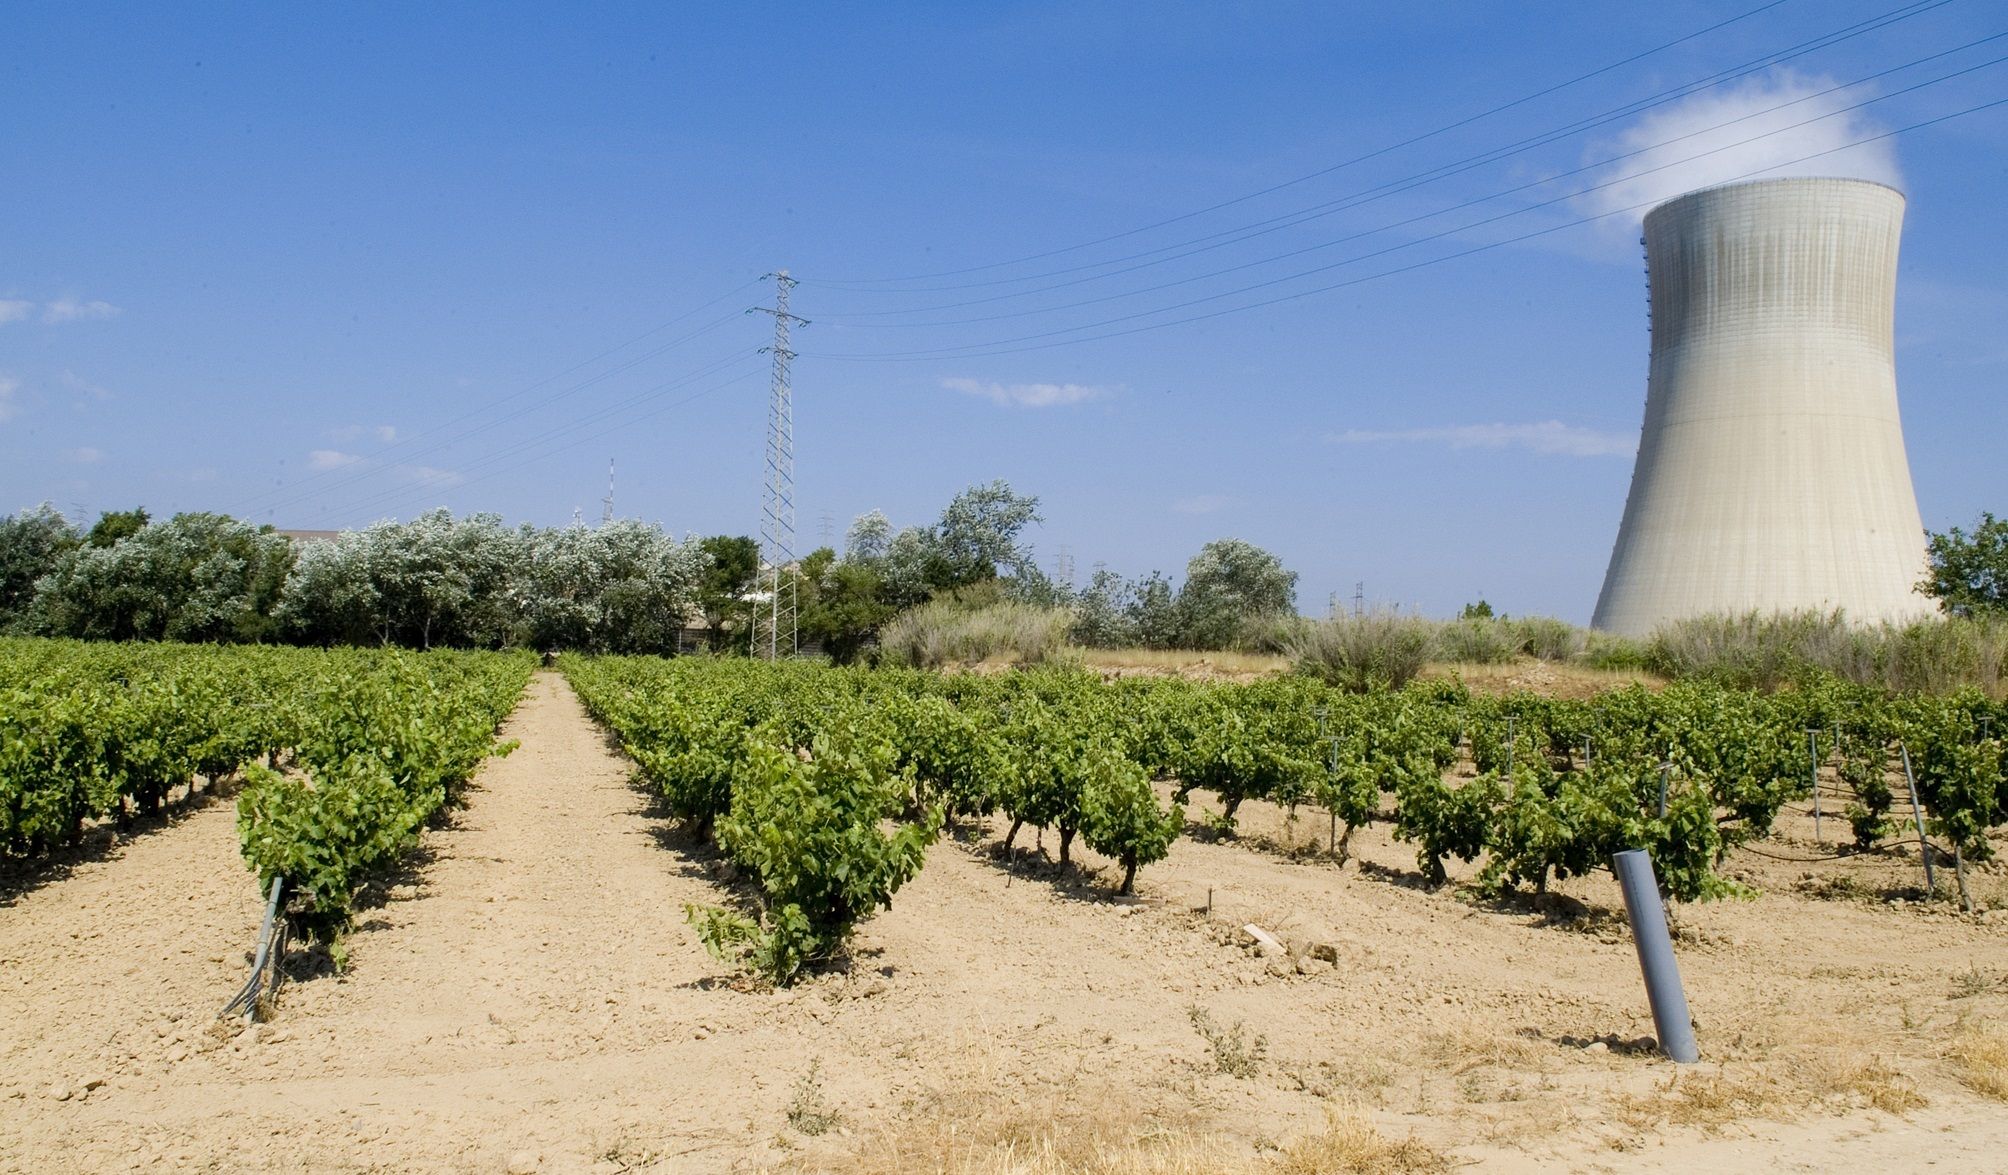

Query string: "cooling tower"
[[1592, 177, 1933, 637]]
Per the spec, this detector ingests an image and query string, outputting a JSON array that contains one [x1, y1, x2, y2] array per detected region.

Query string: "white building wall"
[[1592, 177, 1933, 637]]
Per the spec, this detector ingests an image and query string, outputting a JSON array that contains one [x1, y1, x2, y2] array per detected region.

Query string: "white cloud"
[[308, 449, 362, 470], [63, 447, 104, 464], [0, 375, 18, 422], [1333, 421, 1635, 458], [329, 423, 399, 443], [0, 300, 32, 325], [59, 370, 111, 401], [406, 465, 462, 487], [1580, 70, 1902, 226], [1173, 494, 1231, 515], [41, 298, 121, 324], [942, 377, 1108, 408]]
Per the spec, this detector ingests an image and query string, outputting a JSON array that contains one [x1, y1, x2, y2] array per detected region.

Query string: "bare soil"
[[3, 670, 2005, 1174]]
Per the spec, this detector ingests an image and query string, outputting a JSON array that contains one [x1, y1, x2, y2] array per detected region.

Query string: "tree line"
[[0, 481, 1302, 658]]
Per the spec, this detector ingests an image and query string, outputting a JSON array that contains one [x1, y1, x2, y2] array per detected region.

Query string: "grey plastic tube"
[[1611, 849, 1699, 1063]]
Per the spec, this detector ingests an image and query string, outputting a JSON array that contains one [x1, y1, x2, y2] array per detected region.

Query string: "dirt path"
[[3, 670, 2004, 1174]]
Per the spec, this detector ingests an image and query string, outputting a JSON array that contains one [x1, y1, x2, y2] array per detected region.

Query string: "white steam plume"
[[1581, 70, 1902, 225]]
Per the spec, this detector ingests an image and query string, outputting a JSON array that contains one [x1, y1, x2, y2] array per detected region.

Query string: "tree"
[[514, 520, 705, 653], [844, 510, 892, 563], [1174, 539, 1298, 649], [1131, 572, 1182, 649], [0, 504, 78, 630], [1921, 513, 2007, 617], [801, 548, 896, 664], [695, 534, 761, 651], [31, 512, 293, 642], [85, 507, 149, 549], [1071, 568, 1137, 648], [928, 480, 1042, 590], [1460, 599, 1495, 620]]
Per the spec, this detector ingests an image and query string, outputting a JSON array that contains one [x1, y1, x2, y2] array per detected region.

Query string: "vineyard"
[[2, 638, 535, 939], [3, 640, 2006, 1173], [567, 653, 2008, 981]]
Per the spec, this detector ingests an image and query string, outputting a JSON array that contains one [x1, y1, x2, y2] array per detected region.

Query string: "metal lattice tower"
[[751, 271, 807, 660], [601, 458, 615, 526]]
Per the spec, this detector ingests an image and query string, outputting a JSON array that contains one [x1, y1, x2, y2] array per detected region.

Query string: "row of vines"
[[567, 654, 2006, 982], [1, 637, 534, 939]]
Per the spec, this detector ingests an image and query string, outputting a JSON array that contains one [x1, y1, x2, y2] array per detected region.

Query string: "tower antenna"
[[601, 458, 615, 526], [749, 271, 807, 660]]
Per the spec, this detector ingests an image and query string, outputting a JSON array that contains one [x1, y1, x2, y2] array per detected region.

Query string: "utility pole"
[[750, 271, 807, 660], [601, 458, 615, 526], [1054, 545, 1075, 588], [1353, 581, 1365, 618]]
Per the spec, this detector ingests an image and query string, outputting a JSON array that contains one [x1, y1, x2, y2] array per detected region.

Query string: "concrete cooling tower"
[[1592, 176, 1933, 637]]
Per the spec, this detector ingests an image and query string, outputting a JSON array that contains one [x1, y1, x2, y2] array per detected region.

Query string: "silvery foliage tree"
[[513, 519, 705, 653], [0, 504, 79, 631], [932, 479, 1043, 588], [279, 510, 520, 649], [29, 511, 293, 642], [282, 510, 704, 652], [1175, 538, 1298, 649], [843, 510, 892, 564]]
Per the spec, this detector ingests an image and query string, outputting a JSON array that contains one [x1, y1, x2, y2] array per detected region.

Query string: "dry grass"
[[785, 1078, 1237, 1175], [1418, 1024, 1544, 1075], [785, 1069, 1449, 1175], [1420, 659, 1664, 700], [1803, 1053, 1927, 1114], [1614, 1068, 1802, 1131], [1270, 1107, 1450, 1175], [1072, 647, 1292, 678], [1949, 1021, 2008, 1102]]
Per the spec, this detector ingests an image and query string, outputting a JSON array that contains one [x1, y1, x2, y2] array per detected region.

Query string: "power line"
[[238, 306, 751, 519], [223, 278, 761, 516], [322, 362, 765, 524], [801, 91, 2008, 362], [316, 351, 764, 522], [808, 0, 1958, 312], [808, 31, 2008, 333], [808, 0, 1796, 286]]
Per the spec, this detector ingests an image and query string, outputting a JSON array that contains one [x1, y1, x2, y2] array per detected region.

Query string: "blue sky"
[[3, 1, 2004, 622]]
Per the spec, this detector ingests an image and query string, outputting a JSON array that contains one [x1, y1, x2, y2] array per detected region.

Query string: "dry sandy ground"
[[3, 670, 2005, 1174]]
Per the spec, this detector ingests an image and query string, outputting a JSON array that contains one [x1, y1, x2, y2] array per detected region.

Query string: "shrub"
[[1435, 618, 1516, 665], [1508, 615, 1587, 662], [876, 599, 1072, 669], [1288, 612, 1435, 692]]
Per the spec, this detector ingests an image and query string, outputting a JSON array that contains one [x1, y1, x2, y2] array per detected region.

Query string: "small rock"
[[692, 1027, 711, 1040], [236, 1024, 262, 1048], [1309, 943, 1340, 964], [858, 979, 890, 999], [166, 1045, 190, 1063], [1584, 1041, 1609, 1055], [505, 1152, 539, 1174], [1295, 956, 1332, 977], [1264, 958, 1294, 979], [82, 1077, 105, 1092], [47, 1083, 72, 1101]]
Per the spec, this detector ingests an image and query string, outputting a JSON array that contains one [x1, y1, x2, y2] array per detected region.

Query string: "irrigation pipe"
[[221, 876, 288, 1023]]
